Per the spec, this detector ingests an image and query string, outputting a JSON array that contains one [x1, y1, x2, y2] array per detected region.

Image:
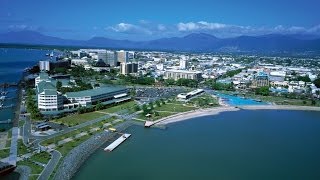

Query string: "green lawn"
[[19, 119, 25, 127], [42, 117, 116, 146], [100, 101, 136, 114], [56, 134, 92, 156], [53, 111, 105, 126], [0, 148, 10, 159], [30, 151, 51, 164], [137, 111, 174, 121], [6, 140, 11, 148], [156, 103, 197, 112], [188, 94, 219, 108], [18, 140, 30, 155], [17, 159, 44, 174]]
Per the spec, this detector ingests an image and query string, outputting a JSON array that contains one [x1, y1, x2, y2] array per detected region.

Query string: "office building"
[[117, 50, 129, 63], [106, 51, 117, 66], [120, 62, 138, 75]]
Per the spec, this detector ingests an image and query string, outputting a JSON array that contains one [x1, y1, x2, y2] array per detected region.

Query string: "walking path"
[[8, 127, 18, 166]]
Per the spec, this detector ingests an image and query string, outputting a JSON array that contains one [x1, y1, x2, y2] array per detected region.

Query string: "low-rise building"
[[37, 81, 64, 112], [251, 72, 269, 88], [164, 69, 202, 81], [65, 86, 129, 107]]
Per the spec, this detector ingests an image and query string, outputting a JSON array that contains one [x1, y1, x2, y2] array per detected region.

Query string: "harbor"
[[104, 133, 131, 152]]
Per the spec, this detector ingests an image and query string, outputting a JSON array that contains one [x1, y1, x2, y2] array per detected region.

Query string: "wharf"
[[104, 133, 131, 152]]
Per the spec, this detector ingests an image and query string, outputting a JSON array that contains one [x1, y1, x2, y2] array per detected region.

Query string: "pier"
[[104, 134, 131, 152]]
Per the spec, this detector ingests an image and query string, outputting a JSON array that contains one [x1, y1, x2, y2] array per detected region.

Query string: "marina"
[[104, 133, 131, 152]]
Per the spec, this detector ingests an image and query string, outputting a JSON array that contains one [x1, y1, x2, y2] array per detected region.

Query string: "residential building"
[[39, 61, 50, 71], [164, 69, 202, 81]]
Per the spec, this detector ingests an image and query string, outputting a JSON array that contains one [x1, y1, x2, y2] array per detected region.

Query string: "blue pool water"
[[215, 93, 269, 106]]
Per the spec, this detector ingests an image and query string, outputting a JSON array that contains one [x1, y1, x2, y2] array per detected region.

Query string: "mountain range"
[[1, 30, 320, 53]]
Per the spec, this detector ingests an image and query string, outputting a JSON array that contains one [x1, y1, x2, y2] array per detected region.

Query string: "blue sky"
[[1, 0, 320, 40]]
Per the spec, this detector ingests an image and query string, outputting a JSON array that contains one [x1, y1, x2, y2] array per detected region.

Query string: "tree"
[[164, 79, 176, 86], [155, 100, 161, 107], [255, 86, 270, 96], [95, 102, 104, 111], [314, 78, 320, 88], [56, 81, 62, 91], [134, 105, 141, 111]]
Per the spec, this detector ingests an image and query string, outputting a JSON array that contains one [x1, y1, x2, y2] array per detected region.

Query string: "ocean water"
[[74, 110, 320, 180], [0, 48, 49, 128]]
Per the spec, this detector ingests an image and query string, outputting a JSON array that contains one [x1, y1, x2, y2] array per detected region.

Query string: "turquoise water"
[[215, 93, 269, 106], [0, 48, 49, 127], [73, 110, 320, 180]]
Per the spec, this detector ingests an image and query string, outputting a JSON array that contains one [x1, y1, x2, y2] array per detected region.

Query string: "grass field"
[[156, 103, 197, 112], [53, 111, 105, 126], [18, 140, 29, 155], [100, 101, 137, 114], [17, 159, 44, 174], [0, 148, 10, 159], [30, 151, 51, 164], [137, 111, 175, 121], [42, 117, 116, 146]]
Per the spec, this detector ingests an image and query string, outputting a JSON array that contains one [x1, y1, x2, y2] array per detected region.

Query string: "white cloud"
[[107, 23, 152, 35], [177, 21, 228, 31], [157, 24, 166, 31], [106, 21, 320, 39]]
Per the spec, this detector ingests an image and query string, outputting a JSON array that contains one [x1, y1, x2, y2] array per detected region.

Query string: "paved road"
[[38, 150, 61, 180], [8, 127, 18, 166]]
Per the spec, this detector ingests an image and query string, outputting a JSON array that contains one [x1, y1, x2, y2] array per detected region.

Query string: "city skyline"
[[1, 0, 320, 40]]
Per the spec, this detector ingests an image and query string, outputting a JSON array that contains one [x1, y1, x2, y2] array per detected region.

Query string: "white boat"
[[1, 91, 7, 95], [50, 52, 54, 57], [0, 103, 3, 108], [0, 96, 6, 100]]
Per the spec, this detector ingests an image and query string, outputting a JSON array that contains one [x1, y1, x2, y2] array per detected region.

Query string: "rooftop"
[[165, 69, 202, 74], [65, 86, 127, 98]]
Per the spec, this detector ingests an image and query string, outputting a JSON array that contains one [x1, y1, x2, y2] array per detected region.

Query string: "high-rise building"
[[96, 52, 107, 62], [117, 50, 129, 63], [120, 62, 138, 75], [106, 51, 117, 66], [39, 61, 50, 71], [180, 59, 188, 70]]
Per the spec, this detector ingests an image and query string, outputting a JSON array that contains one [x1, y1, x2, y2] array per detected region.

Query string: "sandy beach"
[[155, 106, 239, 125], [155, 105, 320, 126]]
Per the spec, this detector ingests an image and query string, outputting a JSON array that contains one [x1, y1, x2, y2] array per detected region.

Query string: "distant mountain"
[[0, 30, 320, 53]]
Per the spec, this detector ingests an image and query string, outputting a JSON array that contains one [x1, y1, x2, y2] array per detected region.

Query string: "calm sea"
[[74, 110, 320, 180], [0, 48, 50, 128]]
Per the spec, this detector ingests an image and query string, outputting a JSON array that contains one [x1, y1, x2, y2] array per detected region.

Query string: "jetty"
[[104, 134, 131, 152]]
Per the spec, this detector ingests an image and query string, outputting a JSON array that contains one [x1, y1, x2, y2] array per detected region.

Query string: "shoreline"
[[155, 105, 320, 126], [53, 121, 133, 180]]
